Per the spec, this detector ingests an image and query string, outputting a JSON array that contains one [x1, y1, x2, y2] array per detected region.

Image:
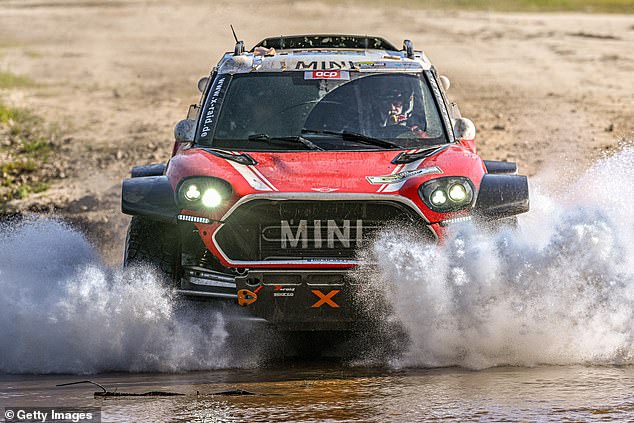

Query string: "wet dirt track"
[[1, 1, 634, 422], [2, 366, 634, 422]]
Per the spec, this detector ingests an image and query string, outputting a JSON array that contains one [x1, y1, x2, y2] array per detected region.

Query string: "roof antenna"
[[231, 25, 245, 55], [230, 24, 239, 43]]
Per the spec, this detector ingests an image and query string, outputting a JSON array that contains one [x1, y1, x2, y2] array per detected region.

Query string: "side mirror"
[[174, 119, 196, 143], [453, 117, 476, 142], [197, 77, 209, 93], [439, 75, 450, 91]]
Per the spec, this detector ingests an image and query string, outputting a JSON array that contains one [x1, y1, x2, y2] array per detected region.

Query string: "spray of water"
[[1, 149, 633, 373], [0, 219, 269, 374], [353, 148, 634, 369]]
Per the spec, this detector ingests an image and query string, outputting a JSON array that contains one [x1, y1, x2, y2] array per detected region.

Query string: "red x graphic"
[[311, 290, 340, 308]]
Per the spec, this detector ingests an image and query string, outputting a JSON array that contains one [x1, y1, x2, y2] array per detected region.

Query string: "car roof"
[[252, 35, 399, 51], [215, 34, 432, 75]]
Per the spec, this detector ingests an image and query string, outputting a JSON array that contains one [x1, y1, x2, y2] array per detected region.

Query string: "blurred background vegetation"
[[357, 0, 634, 13]]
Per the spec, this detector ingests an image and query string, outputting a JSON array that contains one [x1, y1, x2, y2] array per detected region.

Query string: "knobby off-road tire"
[[124, 216, 181, 284]]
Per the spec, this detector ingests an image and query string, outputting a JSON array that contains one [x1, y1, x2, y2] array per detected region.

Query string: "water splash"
[[2, 149, 634, 373], [0, 219, 267, 374], [353, 148, 634, 369]]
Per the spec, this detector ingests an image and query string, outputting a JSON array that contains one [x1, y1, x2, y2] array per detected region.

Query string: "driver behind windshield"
[[383, 91, 428, 138]]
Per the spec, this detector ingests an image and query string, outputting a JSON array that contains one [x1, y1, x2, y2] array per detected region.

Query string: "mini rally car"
[[122, 35, 529, 331]]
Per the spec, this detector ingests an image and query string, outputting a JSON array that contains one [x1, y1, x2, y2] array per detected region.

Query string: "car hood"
[[168, 148, 456, 194]]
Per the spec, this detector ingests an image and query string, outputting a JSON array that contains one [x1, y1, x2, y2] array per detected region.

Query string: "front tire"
[[124, 216, 181, 284]]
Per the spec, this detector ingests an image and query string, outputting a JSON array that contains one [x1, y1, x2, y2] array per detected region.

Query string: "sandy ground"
[[0, 0, 632, 263]]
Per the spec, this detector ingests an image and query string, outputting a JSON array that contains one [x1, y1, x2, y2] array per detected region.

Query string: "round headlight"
[[201, 188, 222, 208], [431, 189, 447, 206], [184, 183, 201, 201], [448, 184, 467, 202]]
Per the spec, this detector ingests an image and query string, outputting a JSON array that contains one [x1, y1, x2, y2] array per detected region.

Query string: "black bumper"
[[235, 269, 361, 331]]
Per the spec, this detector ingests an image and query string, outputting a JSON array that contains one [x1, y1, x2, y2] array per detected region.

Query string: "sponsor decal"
[[198, 76, 229, 142], [311, 290, 340, 308], [295, 60, 356, 70], [356, 61, 422, 71], [238, 289, 257, 306], [273, 286, 296, 297], [276, 219, 363, 248], [294, 60, 423, 72], [367, 166, 442, 184], [426, 70, 455, 142], [304, 70, 350, 80]]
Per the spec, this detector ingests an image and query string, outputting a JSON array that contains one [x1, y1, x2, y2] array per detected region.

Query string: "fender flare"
[[121, 175, 179, 223], [130, 163, 167, 178], [483, 160, 518, 175], [474, 174, 529, 219]]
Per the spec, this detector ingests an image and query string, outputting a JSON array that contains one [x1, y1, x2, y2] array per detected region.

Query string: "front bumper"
[[178, 268, 361, 331], [235, 269, 360, 331]]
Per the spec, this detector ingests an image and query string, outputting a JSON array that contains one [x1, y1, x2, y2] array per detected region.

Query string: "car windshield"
[[197, 72, 449, 151]]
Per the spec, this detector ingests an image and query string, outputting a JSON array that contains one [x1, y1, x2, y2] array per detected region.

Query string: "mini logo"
[[311, 187, 339, 192], [279, 219, 363, 248]]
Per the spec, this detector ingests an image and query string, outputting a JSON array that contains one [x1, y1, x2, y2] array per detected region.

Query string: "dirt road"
[[0, 0, 632, 262]]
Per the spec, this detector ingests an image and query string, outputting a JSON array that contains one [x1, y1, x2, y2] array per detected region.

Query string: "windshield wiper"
[[391, 144, 451, 164], [202, 148, 257, 165], [248, 133, 324, 151], [301, 129, 402, 149]]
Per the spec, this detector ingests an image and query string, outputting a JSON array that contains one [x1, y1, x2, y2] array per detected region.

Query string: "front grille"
[[214, 199, 433, 262]]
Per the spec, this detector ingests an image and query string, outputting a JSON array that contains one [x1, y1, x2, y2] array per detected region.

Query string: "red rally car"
[[122, 35, 529, 331]]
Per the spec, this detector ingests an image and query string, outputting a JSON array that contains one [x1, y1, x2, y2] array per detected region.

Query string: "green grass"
[[345, 0, 634, 13], [21, 138, 52, 156], [0, 103, 33, 125], [24, 50, 42, 59], [0, 102, 56, 203], [1, 158, 38, 179], [0, 71, 35, 89], [14, 181, 49, 200]]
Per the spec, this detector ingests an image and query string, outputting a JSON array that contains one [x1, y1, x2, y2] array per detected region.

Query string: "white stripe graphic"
[[376, 149, 425, 193], [381, 158, 426, 192], [226, 160, 272, 191], [250, 166, 279, 191]]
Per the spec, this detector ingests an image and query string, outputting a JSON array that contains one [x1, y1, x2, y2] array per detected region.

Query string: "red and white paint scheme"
[[122, 35, 528, 330]]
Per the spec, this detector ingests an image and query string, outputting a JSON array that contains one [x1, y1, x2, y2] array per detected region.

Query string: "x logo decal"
[[311, 290, 340, 308]]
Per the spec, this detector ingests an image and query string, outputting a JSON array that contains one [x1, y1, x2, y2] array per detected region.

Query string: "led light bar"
[[177, 214, 211, 224], [439, 216, 472, 227]]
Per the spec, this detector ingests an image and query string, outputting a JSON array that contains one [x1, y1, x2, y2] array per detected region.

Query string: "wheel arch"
[[121, 175, 179, 223]]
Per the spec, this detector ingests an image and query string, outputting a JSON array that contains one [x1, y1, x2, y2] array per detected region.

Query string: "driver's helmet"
[[384, 91, 414, 126]]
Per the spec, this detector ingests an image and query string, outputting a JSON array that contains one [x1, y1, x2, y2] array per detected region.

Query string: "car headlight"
[[183, 183, 201, 201], [178, 178, 232, 209], [201, 188, 222, 208], [430, 189, 448, 206], [420, 177, 474, 212]]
